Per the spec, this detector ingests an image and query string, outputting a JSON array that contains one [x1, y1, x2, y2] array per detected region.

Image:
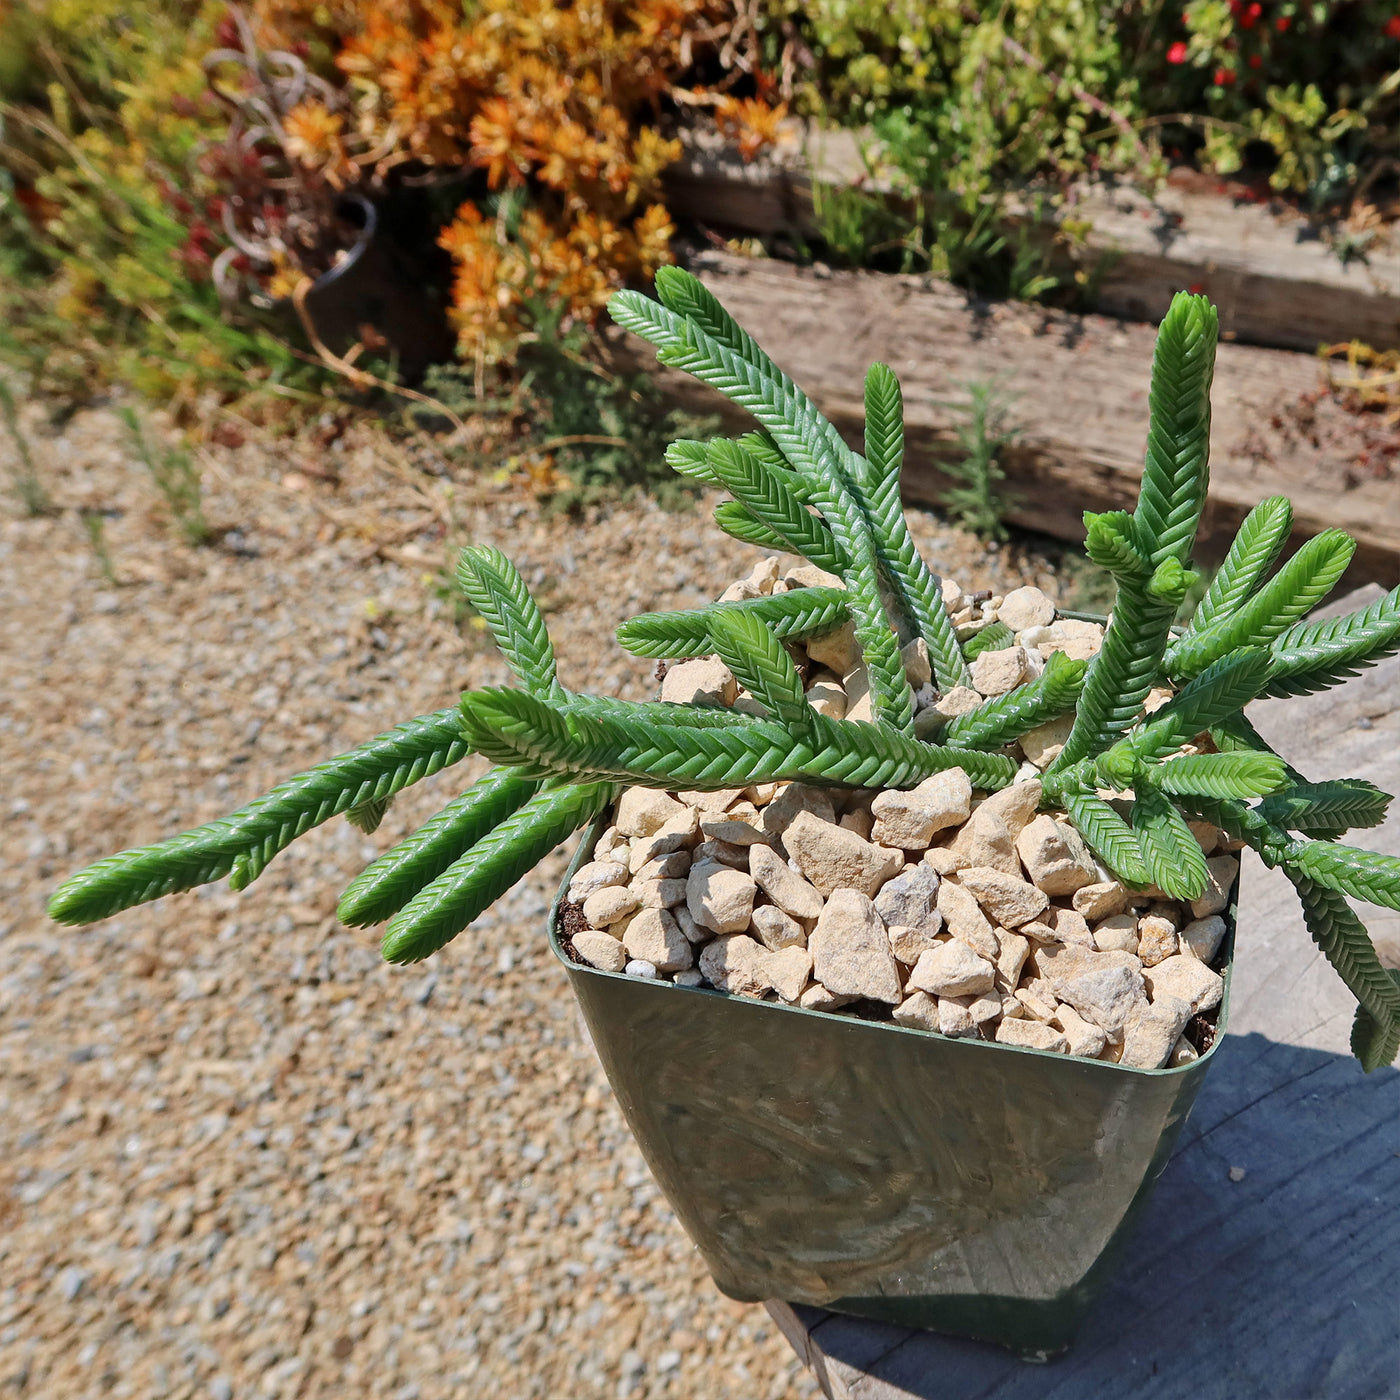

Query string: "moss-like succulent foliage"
[[50, 272, 1400, 1069]]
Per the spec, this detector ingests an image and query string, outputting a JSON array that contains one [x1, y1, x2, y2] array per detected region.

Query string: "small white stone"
[[677, 787, 746, 813], [766, 944, 814, 1003], [1180, 915, 1227, 963], [1137, 915, 1178, 968], [873, 862, 941, 930], [869, 768, 973, 849], [956, 865, 1048, 928], [947, 781, 1043, 876], [693, 838, 749, 870], [887, 922, 944, 966], [1169, 1033, 1199, 1066], [809, 889, 904, 1004], [839, 805, 874, 840], [799, 982, 856, 1011], [805, 621, 862, 674], [933, 685, 983, 721], [1092, 913, 1140, 953], [623, 908, 694, 973], [633, 877, 688, 910], [1120, 994, 1193, 1069], [998, 586, 1055, 632], [699, 802, 771, 846], [940, 577, 964, 610], [786, 563, 846, 590], [625, 959, 660, 979], [616, 788, 690, 838], [1037, 618, 1104, 661], [698, 934, 771, 997], [686, 859, 758, 935], [993, 927, 1030, 992], [784, 810, 904, 898], [583, 884, 641, 928], [938, 996, 979, 1038], [1190, 854, 1239, 919], [674, 904, 709, 946], [760, 783, 837, 841], [628, 809, 701, 870], [805, 674, 847, 719], [572, 930, 627, 972], [935, 880, 999, 961], [1073, 880, 1129, 921], [750, 903, 806, 952], [1143, 954, 1224, 1013], [969, 646, 1030, 697], [1053, 1004, 1108, 1058], [673, 969, 705, 988], [893, 990, 941, 1032], [901, 638, 933, 688], [748, 843, 825, 921], [1038, 945, 1147, 1040], [1043, 908, 1091, 948], [660, 657, 738, 707], [909, 940, 996, 997], [568, 859, 630, 903], [1019, 712, 1076, 770], [995, 1018, 1069, 1053], [1015, 814, 1098, 895], [632, 850, 692, 882]]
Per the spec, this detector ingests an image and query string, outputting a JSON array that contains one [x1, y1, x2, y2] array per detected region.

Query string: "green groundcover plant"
[[51, 270, 1400, 1070]]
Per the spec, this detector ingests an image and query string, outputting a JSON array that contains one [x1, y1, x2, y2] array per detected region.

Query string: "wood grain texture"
[[646, 253, 1400, 584], [769, 590, 1400, 1399], [665, 130, 1400, 354]]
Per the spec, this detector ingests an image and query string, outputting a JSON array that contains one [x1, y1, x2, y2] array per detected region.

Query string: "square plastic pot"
[[550, 818, 1235, 1360]]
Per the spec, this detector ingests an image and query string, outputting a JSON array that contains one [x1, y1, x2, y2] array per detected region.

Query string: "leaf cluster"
[[48, 274, 1400, 1069]]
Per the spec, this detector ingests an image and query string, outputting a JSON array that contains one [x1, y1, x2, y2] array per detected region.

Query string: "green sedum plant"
[[50, 271, 1400, 1069]]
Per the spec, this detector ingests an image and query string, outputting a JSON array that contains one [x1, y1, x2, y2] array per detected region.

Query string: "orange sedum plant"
[[252, 0, 785, 359]]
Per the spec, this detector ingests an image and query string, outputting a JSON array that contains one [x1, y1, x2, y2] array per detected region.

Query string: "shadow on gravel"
[[785, 1031, 1400, 1400]]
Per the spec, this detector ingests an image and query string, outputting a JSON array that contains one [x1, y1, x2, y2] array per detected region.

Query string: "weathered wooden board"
[[642, 252, 1400, 584], [666, 129, 1400, 354], [767, 588, 1400, 1400]]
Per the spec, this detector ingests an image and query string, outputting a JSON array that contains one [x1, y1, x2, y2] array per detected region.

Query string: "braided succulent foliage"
[[50, 271, 1400, 1068]]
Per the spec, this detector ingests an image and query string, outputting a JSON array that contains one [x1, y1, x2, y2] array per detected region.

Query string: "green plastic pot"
[[550, 817, 1235, 1360]]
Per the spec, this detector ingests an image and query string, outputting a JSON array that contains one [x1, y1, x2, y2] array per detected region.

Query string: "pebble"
[[873, 861, 941, 930], [783, 810, 903, 897], [969, 645, 1030, 696], [573, 930, 628, 972], [869, 768, 973, 849], [1180, 914, 1227, 963], [956, 865, 1048, 927], [623, 908, 693, 973], [997, 585, 1055, 632], [582, 884, 641, 928], [1143, 954, 1225, 1013], [809, 890, 903, 1004], [750, 903, 806, 952], [1015, 814, 1098, 895], [1191, 854, 1240, 919], [616, 787, 689, 837], [697, 935, 771, 997], [660, 656, 738, 706], [908, 941, 996, 997], [892, 990, 941, 1032], [748, 843, 825, 921], [686, 860, 757, 935], [567, 858, 630, 902], [935, 880, 999, 961], [994, 1018, 1069, 1054]]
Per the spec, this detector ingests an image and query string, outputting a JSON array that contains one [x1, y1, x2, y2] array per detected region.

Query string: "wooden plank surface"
[[666, 129, 1400, 354], [657, 252, 1400, 585], [767, 588, 1400, 1399]]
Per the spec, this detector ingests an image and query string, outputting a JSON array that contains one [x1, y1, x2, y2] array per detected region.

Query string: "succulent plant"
[[50, 270, 1400, 1068]]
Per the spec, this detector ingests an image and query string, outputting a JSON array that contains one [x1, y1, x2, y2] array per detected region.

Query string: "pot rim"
[[549, 811, 1236, 1080]]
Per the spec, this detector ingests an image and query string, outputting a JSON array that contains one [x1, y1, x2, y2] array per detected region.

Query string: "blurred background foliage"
[[1, 0, 1396, 451]]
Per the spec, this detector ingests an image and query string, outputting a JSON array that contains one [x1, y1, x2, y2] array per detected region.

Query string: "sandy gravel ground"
[[0, 404, 1057, 1399]]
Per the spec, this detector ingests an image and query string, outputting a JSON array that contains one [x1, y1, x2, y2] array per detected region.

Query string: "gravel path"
[[1, 404, 1058, 1399]]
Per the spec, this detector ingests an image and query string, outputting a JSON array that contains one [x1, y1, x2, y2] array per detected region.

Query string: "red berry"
[[1167, 40, 1190, 64], [1387, 16, 1400, 39], [1276, 16, 1291, 30], [1248, 53, 1263, 68], [1240, 2, 1262, 28], [1215, 66, 1236, 85]]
